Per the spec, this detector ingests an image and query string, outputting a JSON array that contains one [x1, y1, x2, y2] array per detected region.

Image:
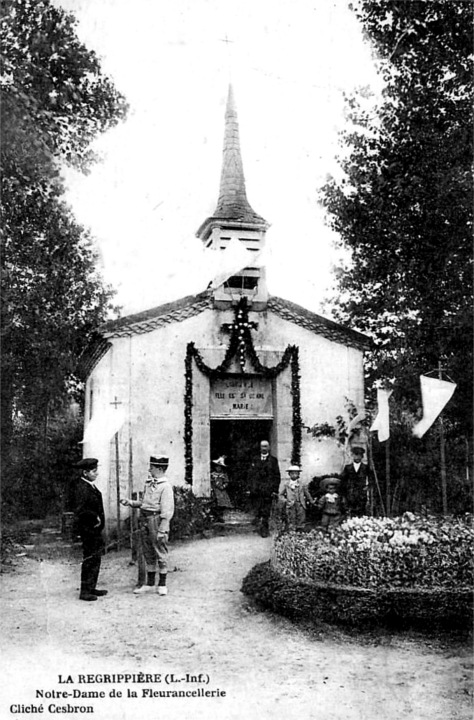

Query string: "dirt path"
[[1, 534, 472, 720]]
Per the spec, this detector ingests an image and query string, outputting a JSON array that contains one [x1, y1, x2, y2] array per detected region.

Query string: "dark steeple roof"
[[197, 85, 268, 238]]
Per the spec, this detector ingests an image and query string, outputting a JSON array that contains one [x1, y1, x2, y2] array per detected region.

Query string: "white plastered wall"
[[84, 305, 365, 521]]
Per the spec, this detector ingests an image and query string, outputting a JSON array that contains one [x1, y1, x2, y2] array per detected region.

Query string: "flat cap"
[[149, 456, 169, 466], [74, 458, 98, 470]]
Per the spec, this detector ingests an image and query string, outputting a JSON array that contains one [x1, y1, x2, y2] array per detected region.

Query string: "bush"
[[3, 410, 84, 522], [169, 486, 213, 540], [272, 515, 474, 590], [242, 562, 473, 630]]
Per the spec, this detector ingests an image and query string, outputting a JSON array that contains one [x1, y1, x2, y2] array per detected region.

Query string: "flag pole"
[[385, 436, 391, 516], [115, 431, 121, 549], [129, 436, 136, 560], [108, 396, 123, 549], [368, 430, 386, 516], [438, 361, 448, 515]]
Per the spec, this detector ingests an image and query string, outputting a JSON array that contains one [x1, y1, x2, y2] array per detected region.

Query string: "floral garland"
[[290, 347, 302, 464], [184, 344, 194, 484], [184, 298, 301, 484]]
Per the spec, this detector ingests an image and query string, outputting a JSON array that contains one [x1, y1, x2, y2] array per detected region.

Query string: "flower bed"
[[272, 515, 474, 590], [242, 515, 474, 629]]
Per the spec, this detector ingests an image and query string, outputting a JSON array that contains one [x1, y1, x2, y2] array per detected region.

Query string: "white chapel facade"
[[80, 86, 370, 527]]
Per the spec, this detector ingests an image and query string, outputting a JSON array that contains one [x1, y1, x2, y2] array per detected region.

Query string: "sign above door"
[[210, 375, 273, 419]]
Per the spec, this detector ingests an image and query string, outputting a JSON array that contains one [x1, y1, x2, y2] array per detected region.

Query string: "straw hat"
[[320, 476, 341, 491]]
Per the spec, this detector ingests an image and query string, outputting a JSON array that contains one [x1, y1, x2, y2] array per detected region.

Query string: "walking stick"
[[137, 518, 146, 587], [368, 432, 386, 516], [137, 496, 146, 587]]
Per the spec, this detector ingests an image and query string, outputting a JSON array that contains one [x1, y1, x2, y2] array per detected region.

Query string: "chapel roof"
[[196, 85, 268, 239], [78, 291, 372, 378], [96, 292, 370, 349], [267, 296, 372, 350], [100, 291, 213, 337]]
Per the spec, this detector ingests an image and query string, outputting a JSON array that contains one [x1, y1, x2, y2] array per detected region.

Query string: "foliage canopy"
[[320, 1, 473, 442], [1, 0, 128, 516]]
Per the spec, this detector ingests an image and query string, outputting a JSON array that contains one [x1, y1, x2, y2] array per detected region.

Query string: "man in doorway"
[[340, 445, 372, 516], [74, 458, 107, 602], [247, 440, 281, 537]]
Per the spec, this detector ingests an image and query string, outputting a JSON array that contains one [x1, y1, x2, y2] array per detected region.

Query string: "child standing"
[[279, 464, 315, 531], [121, 455, 175, 596], [317, 477, 346, 530], [210, 456, 233, 522]]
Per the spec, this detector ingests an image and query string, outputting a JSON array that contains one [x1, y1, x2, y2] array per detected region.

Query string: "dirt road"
[[1, 534, 472, 719]]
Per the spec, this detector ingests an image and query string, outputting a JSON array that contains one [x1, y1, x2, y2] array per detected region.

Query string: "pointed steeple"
[[215, 85, 266, 223], [197, 85, 268, 240]]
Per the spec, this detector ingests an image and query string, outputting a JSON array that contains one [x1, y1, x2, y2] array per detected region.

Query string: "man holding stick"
[[121, 455, 174, 595]]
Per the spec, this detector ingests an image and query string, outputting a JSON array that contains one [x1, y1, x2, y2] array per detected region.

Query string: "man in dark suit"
[[74, 458, 107, 601], [247, 440, 281, 537], [339, 445, 373, 517]]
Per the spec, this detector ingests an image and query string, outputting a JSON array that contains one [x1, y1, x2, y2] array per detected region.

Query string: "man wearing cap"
[[247, 440, 281, 537], [74, 458, 107, 601], [121, 456, 174, 595], [340, 445, 373, 516]]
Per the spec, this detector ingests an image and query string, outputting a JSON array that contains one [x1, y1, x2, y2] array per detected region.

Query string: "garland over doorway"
[[184, 298, 301, 484]]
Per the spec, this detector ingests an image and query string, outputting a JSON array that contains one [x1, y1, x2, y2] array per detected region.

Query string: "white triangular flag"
[[208, 236, 256, 290], [347, 411, 366, 434], [370, 388, 393, 442], [81, 407, 126, 444], [412, 375, 456, 438], [343, 411, 366, 450]]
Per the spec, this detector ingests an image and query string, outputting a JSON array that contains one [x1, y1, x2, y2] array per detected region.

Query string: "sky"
[[56, 0, 383, 317]]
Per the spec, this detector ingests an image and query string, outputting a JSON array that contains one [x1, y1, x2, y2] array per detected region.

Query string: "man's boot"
[[80, 586, 97, 601]]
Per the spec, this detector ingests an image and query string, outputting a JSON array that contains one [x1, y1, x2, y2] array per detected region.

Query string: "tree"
[[320, 1, 473, 468], [1, 0, 128, 517]]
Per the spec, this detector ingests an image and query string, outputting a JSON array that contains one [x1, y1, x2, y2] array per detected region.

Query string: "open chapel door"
[[210, 419, 273, 509]]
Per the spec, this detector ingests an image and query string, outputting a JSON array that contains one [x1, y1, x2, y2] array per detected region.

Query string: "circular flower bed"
[[242, 515, 474, 629]]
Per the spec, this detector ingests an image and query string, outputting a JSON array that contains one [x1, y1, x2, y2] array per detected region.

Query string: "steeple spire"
[[196, 85, 268, 240], [196, 84, 269, 309], [214, 85, 265, 223]]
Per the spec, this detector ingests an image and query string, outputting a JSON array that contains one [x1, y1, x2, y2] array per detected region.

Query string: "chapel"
[[80, 85, 370, 528]]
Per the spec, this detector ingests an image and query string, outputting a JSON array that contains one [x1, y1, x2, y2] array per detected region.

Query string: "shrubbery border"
[[241, 561, 473, 630]]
